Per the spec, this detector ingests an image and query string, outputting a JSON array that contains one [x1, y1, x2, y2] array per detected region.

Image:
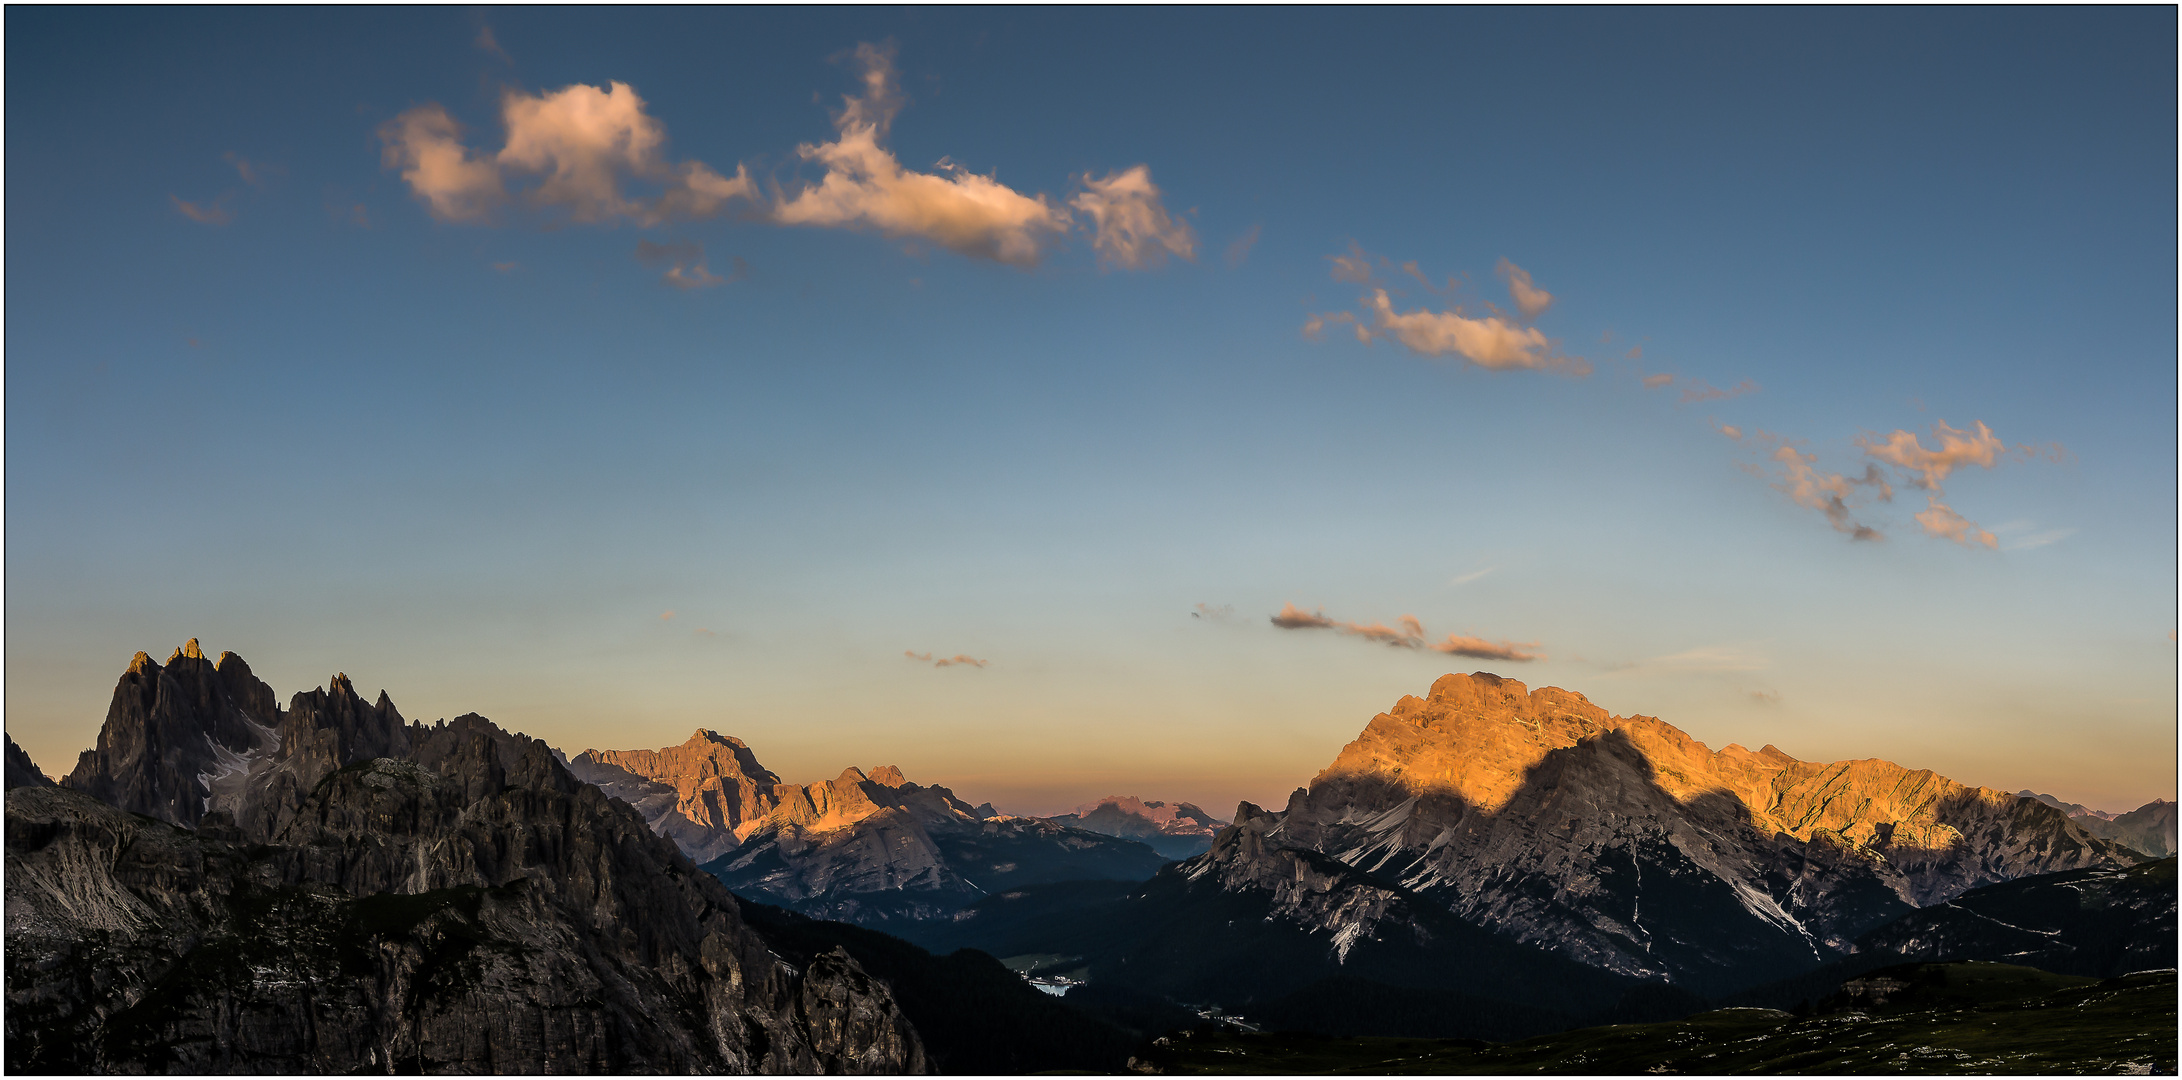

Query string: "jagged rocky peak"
[[565, 727, 792, 864], [58, 642, 412, 840], [5, 735, 54, 790], [8, 702, 927, 1073]]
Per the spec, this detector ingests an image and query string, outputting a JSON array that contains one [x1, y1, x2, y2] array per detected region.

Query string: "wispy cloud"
[[1756, 443, 1891, 541], [775, 43, 1072, 266], [1306, 247, 1586, 374], [171, 194, 233, 225], [1750, 689, 1782, 704], [906, 650, 988, 668], [1624, 645, 1771, 673], [223, 152, 275, 190], [1494, 258, 1553, 320], [1071, 164, 1197, 270], [1993, 521, 2077, 551], [1643, 371, 1758, 403], [1679, 378, 1758, 404], [660, 610, 676, 621], [634, 239, 743, 289], [1854, 420, 2059, 548], [384, 42, 1191, 274], [1269, 602, 1540, 662], [1224, 223, 1261, 268], [475, 24, 512, 64], [1912, 497, 1997, 549], [1191, 602, 1237, 621], [1449, 567, 1495, 587]]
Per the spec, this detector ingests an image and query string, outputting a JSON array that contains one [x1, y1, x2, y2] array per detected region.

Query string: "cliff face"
[[60, 640, 410, 843], [574, 732, 1171, 927], [8, 645, 927, 1075], [568, 730, 784, 864], [1049, 796, 1228, 859], [1207, 672, 2141, 994]]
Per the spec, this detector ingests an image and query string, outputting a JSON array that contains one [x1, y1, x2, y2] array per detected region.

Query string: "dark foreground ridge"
[[1134, 964, 2179, 1075]]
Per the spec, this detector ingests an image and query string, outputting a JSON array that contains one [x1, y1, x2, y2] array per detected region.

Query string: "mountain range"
[[902, 671, 2147, 1013], [2019, 789, 2177, 858], [1047, 796, 1228, 859], [566, 731, 1170, 927], [8, 643, 922, 1073], [6, 642, 2170, 1069]]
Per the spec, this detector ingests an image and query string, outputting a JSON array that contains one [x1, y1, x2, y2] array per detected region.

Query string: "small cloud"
[[1224, 223, 1261, 268], [1071, 164, 1197, 270], [906, 650, 987, 668], [223, 152, 275, 189], [1430, 633, 1542, 662], [1270, 602, 1538, 662], [476, 24, 512, 64], [660, 610, 676, 621], [635, 239, 741, 289], [1269, 602, 1336, 630], [1913, 497, 1998, 549], [774, 43, 1070, 266], [1679, 378, 1757, 405], [1645, 645, 1770, 672], [1191, 602, 1237, 621], [1855, 419, 2008, 491], [1327, 241, 1376, 284], [1647, 372, 1757, 402], [2000, 526, 2076, 551], [380, 82, 757, 226], [694, 627, 716, 637], [1746, 437, 1890, 541], [348, 204, 371, 228], [1449, 567, 1494, 587], [1311, 247, 1585, 375], [492, 260, 519, 273], [185, 336, 206, 349], [1626, 346, 1643, 360], [1714, 421, 1744, 441], [171, 194, 233, 225], [1493, 258, 1554, 320], [1749, 690, 1782, 704]]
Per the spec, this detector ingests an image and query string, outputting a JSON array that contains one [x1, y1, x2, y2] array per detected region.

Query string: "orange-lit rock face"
[[1243, 671, 2139, 988], [1312, 672, 2091, 867], [573, 729, 786, 861]]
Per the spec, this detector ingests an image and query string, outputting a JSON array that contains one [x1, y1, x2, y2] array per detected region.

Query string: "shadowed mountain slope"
[[571, 731, 1169, 928], [7, 644, 926, 1074]]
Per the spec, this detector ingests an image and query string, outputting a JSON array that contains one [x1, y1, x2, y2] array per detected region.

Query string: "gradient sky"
[[8, 8, 2175, 817]]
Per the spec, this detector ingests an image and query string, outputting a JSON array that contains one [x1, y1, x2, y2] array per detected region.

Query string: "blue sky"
[[7, 8, 2174, 815]]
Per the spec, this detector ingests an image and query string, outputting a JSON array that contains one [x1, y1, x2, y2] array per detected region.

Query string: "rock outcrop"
[[1048, 796, 1228, 859], [1184, 672, 2143, 994], [572, 732, 1171, 927], [6, 735, 53, 790], [7, 644, 928, 1074]]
